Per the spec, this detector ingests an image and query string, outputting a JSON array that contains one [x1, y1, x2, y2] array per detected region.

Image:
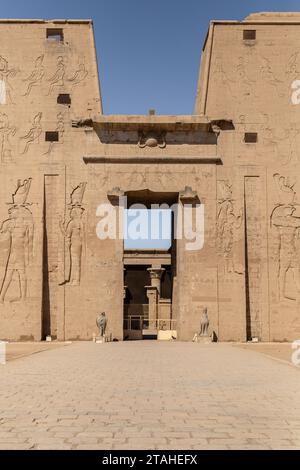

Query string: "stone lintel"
[[92, 115, 213, 133], [83, 155, 222, 164]]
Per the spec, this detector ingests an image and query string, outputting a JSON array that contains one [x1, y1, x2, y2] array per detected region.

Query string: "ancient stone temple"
[[1, 13, 300, 342]]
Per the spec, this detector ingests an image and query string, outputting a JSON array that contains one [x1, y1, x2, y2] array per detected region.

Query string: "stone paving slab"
[[4, 342, 70, 362], [0, 341, 299, 450], [233, 342, 295, 364]]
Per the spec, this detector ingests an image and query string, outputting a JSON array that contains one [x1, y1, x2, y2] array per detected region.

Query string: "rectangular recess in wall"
[[45, 131, 59, 142], [243, 30, 256, 40], [46, 28, 64, 41], [244, 132, 258, 143]]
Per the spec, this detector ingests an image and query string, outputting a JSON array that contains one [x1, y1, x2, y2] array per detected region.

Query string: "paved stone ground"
[[234, 342, 296, 363], [5, 342, 69, 362], [0, 341, 300, 450]]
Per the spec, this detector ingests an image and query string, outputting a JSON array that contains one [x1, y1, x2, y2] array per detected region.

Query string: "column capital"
[[145, 285, 158, 298], [107, 187, 125, 205], [147, 266, 165, 280], [179, 186, 199, 204]]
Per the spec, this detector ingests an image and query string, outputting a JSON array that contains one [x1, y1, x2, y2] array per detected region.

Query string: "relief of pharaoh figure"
[[0, 55, 19, 104], [0, 179, 33, 303], [271, 204, 300, 301], [60, 183, 86, 286]]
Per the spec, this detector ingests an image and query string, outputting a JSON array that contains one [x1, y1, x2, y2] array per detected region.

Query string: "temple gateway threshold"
[[0, 13, 300, 342]]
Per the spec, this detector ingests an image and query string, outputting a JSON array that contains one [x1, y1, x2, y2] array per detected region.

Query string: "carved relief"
[[260, 56, 283, 97], [23, 55, 45, 96], [60, 182, 86, 286], [0, 179, 34, 303], [0, 113, 16, 162], [138, 131, 166, 149], [236, 56, 255, 96], [217, 181, 243, 274], [213, 56, 233, 95], [286, 52, 299, 79], [262, 124, 300, 166], [128, 171, 147, 188], [271, 173, 300, 301], [244, 176, 263, 340], [281, 125, 300, 166], [273, 173, 296, 205], [20, 112, 42, 154], [43, 112, 64, 156], [0, 55, 19, 104], [68, 62, 88, 88], [47, 56, 65, 95]]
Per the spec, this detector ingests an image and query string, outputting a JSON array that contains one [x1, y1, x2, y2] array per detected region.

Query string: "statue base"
[[193, 334, 212, 344], [95, 335, 105, 344]]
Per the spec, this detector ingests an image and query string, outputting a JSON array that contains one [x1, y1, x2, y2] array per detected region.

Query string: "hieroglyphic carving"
[[67, 62, 88, 88], [273, 173, 296, 205], [128, 171, 147, 188], [217, 180, 243, 274], [271, 173, 300, 301], [43, 112, 64, 156], [262, 122, 300, 166], [20, 112, 42, 154], [0, 55, 19, 104], [286, 52, 299, 79], [236, 56, 255, 96], [0, 179, 34, 303], [213, 56, 233, 95], [260, 56, 283, 97], [281, 125, 300, 166], [0, 113, 16, 162], [59, 183, 86, 286], [244, 176, 263, 339], [47, 56, 65, 95], [23, 55, 45, 96]]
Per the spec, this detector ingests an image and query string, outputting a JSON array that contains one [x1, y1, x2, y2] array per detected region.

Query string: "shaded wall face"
[[125, 266, 150, 305], [198, 22, 300, 341]]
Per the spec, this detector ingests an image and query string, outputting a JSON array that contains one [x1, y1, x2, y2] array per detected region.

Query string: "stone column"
[[123, 285, 127, 299], [147, 266, 165, 297], [145, 286, 158, 330]]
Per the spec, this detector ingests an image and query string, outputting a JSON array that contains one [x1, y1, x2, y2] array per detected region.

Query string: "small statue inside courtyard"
[[96, 312, 107, 338], [200, 307, 209, 337]]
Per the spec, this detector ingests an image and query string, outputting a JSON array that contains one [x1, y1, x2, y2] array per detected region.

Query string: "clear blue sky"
[[1, 0, 300, 114]]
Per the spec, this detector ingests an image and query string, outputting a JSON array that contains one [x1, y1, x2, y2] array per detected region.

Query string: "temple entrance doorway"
[[123, 190, 177, 340]]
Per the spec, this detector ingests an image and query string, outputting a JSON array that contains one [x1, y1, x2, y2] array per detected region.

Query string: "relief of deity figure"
[[43, 112, 64, 156], [217, 181, 243, 274], [59, 183, 86, 286], [67, 62, 88, 88], [0, 112, 16, 162], [23, 55, 45, 97], [0, 179, 33, 303], [47, 56, 65, 95], [20, 112, 42, 154]]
